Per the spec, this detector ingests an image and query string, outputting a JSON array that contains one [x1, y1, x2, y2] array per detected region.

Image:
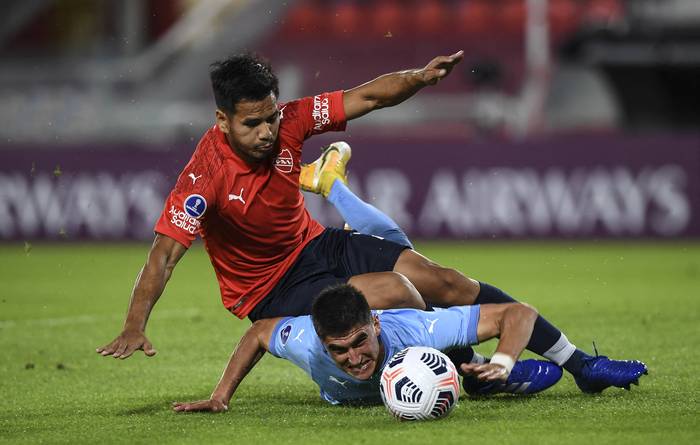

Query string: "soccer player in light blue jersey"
[[174, 283, 556, 411]]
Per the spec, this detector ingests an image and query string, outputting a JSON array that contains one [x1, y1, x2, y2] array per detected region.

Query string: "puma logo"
[[293, 329, 304, 342], [228, 187, 246, 205], [188, 173, 202, 184], [328, 376, 348, 387]]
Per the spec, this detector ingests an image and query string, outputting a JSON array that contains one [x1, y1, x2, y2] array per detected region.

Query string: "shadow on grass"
[[118, 401, 172, 416], [114, 389, 605, 420], [117, 392, 210, 416]]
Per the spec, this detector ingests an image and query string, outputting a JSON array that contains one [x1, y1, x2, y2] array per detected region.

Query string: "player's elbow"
[[249, 319, 275, 347], [516, 302, 539, 324], [500, 302, 538, 327], [250, 319, 269, 334]]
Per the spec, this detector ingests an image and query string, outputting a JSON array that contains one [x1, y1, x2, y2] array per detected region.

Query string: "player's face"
[[322, 317, 384, 381], [216, 92, 281, 164]]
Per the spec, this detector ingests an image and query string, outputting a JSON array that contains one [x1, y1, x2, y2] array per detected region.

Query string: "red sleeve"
[[284, 90, 347, 141], [154, 164, 217, 248]]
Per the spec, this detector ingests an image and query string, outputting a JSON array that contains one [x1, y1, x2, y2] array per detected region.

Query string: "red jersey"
[[154, 91, 347, 318]]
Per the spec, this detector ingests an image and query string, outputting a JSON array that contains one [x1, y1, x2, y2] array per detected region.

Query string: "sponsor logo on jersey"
[[183, 194, 207, 219], [274, 148, 294, 173], [312, 95, 330, 130], [280, 324, 292, 346], [168, 205, 200, 234]]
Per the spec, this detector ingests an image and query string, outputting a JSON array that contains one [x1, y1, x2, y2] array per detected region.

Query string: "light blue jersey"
[[268, 305, 480, 405]]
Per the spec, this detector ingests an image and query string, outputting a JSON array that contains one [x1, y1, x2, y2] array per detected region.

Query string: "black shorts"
[[248, 227, 409, 321]]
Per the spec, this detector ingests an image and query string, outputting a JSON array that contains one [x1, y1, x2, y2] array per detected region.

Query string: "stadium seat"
[[330, 3, 361, 38], [371, 1, 406, 38], [549, 0, 583, 40], [413, 0, 446, 37], [455, 0, 496, 36]]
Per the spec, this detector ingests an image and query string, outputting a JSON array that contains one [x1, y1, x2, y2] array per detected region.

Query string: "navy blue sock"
[[446, 348, 475, 367], [446, 347, 487, 368], [562, 349, 592, 375], [475, 282, 591, 375], [474, 282, 563, 355]]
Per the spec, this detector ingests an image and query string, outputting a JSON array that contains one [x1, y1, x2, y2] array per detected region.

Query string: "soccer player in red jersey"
[[97, 52, 623, 387], [97, 51, 466, 357]]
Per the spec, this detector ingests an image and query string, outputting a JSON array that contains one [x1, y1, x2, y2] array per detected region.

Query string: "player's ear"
[[372, 315, 381, 336], [215, 109, 230, 134]]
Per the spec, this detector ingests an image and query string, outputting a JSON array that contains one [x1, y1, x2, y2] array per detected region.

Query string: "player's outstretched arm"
[[461, 303, 538, 382], [96, 234, 187, 359], [173, 318, 280, 414], [342, 50, 464, 120]]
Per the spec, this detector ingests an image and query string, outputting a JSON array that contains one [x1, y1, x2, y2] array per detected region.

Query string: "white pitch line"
[[0, 308, 203, 329]]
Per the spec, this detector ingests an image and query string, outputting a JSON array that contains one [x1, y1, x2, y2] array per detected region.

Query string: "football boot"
[[462, 359, 563, 396], [299, 141, 352, 197], [574, 355, 648, 393]]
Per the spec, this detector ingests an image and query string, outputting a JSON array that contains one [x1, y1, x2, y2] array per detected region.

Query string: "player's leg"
[[299, 141, 412, 248], [302, 142, 579, 370], [248, 227, 428, 322], [394, 250, 576, 361], [393, 250, 647, 392], [348, 272, 425, 310], [302, 142, 570, 376], [300, 143, 494, 367], [327, 180, 412, 248], [303, 145, 494, 370], [302, 142, 645, 393]]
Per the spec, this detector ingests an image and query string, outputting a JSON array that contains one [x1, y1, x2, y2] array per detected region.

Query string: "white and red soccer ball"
[[380, 347, 460, 421]]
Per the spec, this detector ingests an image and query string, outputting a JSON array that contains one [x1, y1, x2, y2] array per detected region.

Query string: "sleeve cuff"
[[154, 227, 192, 249], [467, 305, 480, 345]]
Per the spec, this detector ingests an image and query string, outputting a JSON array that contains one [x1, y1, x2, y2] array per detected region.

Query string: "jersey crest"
[[274, 148, 294, 173]]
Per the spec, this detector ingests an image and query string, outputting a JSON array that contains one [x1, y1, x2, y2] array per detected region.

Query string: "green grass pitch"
[[1, 241, 698, 444]]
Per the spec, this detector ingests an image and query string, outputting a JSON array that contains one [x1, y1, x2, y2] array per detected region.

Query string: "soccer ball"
[[379, 346, 460, 421]]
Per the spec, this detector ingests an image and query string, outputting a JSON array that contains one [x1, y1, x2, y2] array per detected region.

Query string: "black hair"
[[209, 52, 279, 115], [311, 284, 372, 339]]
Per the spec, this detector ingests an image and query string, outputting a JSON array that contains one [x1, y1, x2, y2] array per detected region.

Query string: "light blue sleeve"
[[380, 305, 480, 352], [268, 316, 317, 376], [399, 305, 481, 351], [425, 305, 481, 349]]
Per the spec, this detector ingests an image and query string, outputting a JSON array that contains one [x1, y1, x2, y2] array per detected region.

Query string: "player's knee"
[[431, 267, 479, 306], [507, 302, 539, 324], [521, 302, 539, 319], [382, 272, 425, 310]]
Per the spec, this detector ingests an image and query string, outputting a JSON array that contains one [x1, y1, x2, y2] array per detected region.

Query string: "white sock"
[[543, 333, 576, 366]]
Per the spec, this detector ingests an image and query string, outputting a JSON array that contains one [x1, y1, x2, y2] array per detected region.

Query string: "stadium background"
[[1, 1, 698, 444]]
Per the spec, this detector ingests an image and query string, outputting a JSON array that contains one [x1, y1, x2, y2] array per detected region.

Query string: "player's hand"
[[460, 362, 510, 382], [96, 330, 157, 359], [420, 50, 464, 85], [172, 399, 228, 413]]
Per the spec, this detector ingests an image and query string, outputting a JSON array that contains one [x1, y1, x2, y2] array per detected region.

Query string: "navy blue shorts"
[[248, 227, 409, 321]]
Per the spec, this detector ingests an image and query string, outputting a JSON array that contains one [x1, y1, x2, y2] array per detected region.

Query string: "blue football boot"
[[462, 359, 563, 396], [574, 355, 648, 393]]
